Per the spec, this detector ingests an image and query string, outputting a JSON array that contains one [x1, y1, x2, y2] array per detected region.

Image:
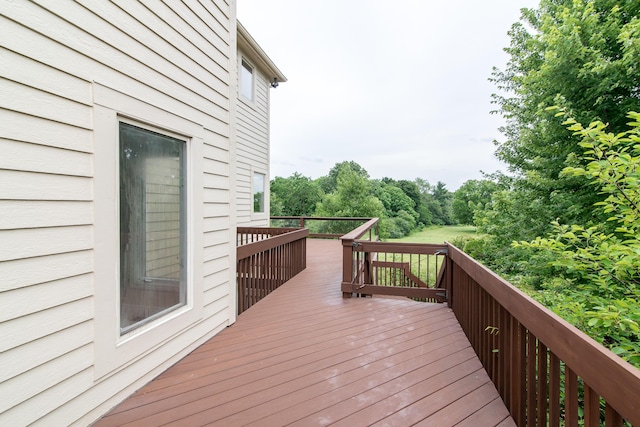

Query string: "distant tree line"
[[270, 161, 457, 238]]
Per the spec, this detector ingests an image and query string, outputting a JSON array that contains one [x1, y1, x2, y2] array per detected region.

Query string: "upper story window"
[[240, 59, 254, 101], [119, 122, 187, 334], [253, 172, 265, 213]]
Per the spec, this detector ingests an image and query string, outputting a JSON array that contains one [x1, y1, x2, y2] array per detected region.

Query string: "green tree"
[[516, 113, 640, 365], [489, 0, 640, 244], [270, 173, 323, 216], [373, 181, 418, 219], [270, 191, 284, 216], [452, 179, 500, 225], [415, 178, 455, 225], [315, 167, 384, 219], [431, 181, 455, 225], [372, 180, 420, 238], [316, 161, 370, 194]]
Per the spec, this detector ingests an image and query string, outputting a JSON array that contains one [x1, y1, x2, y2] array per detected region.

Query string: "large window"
[[240, 59, 254, 101], [119, 122, 187, 333], [253, 171, 265, 213]]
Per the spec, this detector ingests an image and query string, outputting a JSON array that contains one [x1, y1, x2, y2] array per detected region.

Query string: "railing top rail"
[[446, 242, 640, 425], [237, 228, 309, 259], [238, 226, 300, 234], [339, 218, 378, 241], [271, 216, 373, 222], [354, 240, 447, 255]]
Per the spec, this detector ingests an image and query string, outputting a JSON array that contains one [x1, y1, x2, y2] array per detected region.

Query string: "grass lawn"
[[389, 225, 478, 244]]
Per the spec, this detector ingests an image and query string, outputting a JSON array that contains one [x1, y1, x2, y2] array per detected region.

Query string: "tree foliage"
[[269, 162, 456, 238], [515, 113, 640, 365], [488, 0, 640, 244], [452, 178, 504, 225], [316, 161, 370, 194], [270, 173, 323, 216], [314, 166, 384, 219]]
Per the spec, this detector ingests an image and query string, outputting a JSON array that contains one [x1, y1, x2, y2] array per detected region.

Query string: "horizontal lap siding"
[[0, 0, 234, 425], [236, 61, 270, 226]]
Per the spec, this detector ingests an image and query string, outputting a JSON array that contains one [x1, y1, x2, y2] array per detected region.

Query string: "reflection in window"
[[253, 172, 265, 213], [241, 59, 254, 101], [119, 122, 186, 334]]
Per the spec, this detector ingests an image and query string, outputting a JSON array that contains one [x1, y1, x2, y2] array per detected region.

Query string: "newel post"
[[341, 238, 354, 298], [445, 243, 454, 309]]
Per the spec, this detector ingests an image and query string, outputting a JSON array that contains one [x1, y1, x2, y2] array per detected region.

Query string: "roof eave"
[[237, 21, 287, 83]]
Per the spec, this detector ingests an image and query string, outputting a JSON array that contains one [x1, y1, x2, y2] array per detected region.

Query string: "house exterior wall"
[[235, 50, 272, 227], [0, 1, 240, 425]]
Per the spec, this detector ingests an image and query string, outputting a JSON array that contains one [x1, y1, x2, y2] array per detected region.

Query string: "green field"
[[389, 225, 478, 244]]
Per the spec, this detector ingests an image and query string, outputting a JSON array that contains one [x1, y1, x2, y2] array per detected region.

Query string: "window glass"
[[253, 172, 265, 213], [241, 59, 254, 101], [119, 122, 186, 334]]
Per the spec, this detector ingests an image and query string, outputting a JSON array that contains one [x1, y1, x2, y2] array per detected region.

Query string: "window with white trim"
[[240, 59, 254, 101], [253, 171, 265, 213], [93, 83, 207, 379], [119, 122, 187, 334]]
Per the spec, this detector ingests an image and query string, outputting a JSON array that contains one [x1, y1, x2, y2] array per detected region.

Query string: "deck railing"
[[271, 216, 373, 239], [446, 242, 640, 427], [340, 218, 448, 302], [236, 227, 308, 314], [334, 217, 640, 426]]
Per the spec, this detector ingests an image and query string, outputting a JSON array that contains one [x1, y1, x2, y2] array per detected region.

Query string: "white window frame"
[[93, 83, 204, 379], [118, 121, 188, 335], [251, 166, 269, 221], [240, 57, 255, 104]]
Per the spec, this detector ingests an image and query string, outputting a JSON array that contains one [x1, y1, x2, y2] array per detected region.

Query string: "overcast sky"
[[237, 0, 540, 190]]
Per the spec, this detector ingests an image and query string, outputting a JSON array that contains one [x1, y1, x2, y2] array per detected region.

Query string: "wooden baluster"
[[564, 367, 578, 427], [584, 385, 600, 427], [549, 353, 561, 427], [537, 343, 548, 427], [605, 403, 623, 427], [527, 333, 537, 427]]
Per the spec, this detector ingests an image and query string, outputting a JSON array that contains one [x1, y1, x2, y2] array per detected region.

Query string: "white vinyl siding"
[[0, 1, 236, 426], [236, 54, 271, 226]]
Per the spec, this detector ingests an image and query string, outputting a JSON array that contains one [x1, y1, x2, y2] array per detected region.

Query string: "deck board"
[[95, 239, 514, 426]]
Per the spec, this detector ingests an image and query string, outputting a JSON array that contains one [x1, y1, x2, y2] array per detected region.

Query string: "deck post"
[[445, 243, 454, 309], [341, 238, 354, 298]]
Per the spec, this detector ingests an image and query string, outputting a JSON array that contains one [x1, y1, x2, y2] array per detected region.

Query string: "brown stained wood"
[[95, 240, 512, 427], [415, 382, 506, 426], [237, 228, 307, 313], [549, 352, 561, 427], [501, 306, 511, 411], [584, 385, 601, 427], [236, 227, 308, 258], [605, 403, 623, 427], [527, 332, 537, 425], [354, 284, 445, 300], [508, 321, 526, 426], [516, 323, 527, 424], [251, 347, 481, 427], [448, 243, 640, 425], [455, 397, 515, 427], [357, 240, 447, 255], [565, 366, 579, 427], [367, 369, 490, 426], [538, 343, 549, 427]]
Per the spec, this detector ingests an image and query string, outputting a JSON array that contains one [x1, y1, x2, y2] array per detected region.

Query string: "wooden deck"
[[95, 239, 514, 426]]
